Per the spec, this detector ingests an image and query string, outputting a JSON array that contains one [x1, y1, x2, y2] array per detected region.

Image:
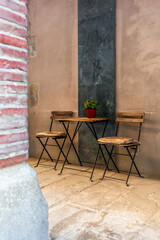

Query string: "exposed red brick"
[[0, 153, 28, 168], [0, 118, 27, 130], [0, 34, 27, 49], [0, 59, 27, 71], [0, 21, 27, 38], [0, 0, 28, 168], [0, 0, 27, 15], [0, 71, 27, 82], [0, 95, 27, 105], [0, 130, 28, 144], [0, 84, 27, 94], [0, 46, 27, 60], [0, 7, 27, 27], [0, 108, 27, 117]]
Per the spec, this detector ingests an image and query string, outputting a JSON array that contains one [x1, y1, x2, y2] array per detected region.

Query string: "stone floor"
[[28, 158, 160, 240]]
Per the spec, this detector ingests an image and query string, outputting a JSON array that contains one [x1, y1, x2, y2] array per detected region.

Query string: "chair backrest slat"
[[117, 112, 145, 117], [116, 118, 144, 123], [51, 111, 73, 119], [115, 112, 145, 142], [49, 111, 73, 131]]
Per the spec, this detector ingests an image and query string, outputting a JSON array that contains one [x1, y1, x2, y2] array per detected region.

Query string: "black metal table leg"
[[62, 121, 83, 166]]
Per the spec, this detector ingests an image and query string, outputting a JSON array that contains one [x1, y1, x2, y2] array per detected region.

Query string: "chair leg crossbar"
[[35, 136, 70, 169]]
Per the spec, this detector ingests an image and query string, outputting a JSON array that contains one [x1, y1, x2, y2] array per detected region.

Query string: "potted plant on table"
[[84, 99, 98, 118]]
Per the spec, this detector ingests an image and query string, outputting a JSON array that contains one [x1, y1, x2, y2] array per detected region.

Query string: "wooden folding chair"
[[97, 112, 145, 186], [35, 111, 73, 169]]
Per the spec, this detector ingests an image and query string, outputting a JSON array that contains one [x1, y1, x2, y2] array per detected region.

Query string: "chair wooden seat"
[[98, 136, 140, 146], [36, 131, 65, 138]]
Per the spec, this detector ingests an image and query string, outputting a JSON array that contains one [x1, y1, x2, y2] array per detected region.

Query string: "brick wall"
[[0, 0, 28, 168]]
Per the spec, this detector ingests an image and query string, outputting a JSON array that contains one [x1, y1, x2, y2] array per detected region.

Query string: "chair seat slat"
[[98, 136, 141, 146], [36, 131, 65, 138]]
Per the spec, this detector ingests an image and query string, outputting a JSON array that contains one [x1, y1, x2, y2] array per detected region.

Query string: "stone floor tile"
[[28, 158, 160, 240], [41, 174, 98, 207], [69, 175, 130, 212], [50, 209, 104, 240]]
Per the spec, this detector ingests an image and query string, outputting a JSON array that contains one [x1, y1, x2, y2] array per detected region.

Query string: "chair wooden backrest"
[[49, 111, 73, 131], [116, 112, 145, 141], [51, 111, 73, 119]]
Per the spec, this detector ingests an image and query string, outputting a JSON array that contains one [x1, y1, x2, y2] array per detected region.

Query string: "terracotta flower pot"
[[86, 109, 96, 118]]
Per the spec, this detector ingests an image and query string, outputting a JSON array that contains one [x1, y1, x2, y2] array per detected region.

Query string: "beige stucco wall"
[[28, 0, 160, 178], [116, 0, 160, 178], [28, 0, 78, 159]]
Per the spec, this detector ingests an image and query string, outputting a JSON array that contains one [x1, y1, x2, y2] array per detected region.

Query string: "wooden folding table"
[[55, 117, 116, 180]]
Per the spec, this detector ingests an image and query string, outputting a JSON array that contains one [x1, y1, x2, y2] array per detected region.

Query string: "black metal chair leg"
[[86, 122, 110, 170], [35, 137, 49, 167], [54, 138, 70, 170], [100, 148, 109, 180], [100, 163, 108, 180], [38, 138, 54, 162], [126, 147, 137, 186], [54, 141, 63, 170], [103, 145, 119, 173], [58, 136, 73, 175], [126, 147, 143, 178], [106, 145, 115, 168], [126, 160, 134, 186], [58, 156, 68, 175], [90, 145, 101, 182]]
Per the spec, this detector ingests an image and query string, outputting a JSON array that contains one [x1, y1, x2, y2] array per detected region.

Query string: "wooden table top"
[[55, 117, 112, 122]]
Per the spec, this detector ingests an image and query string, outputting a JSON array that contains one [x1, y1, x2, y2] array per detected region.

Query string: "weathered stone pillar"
[[0, 0, 48, 239]]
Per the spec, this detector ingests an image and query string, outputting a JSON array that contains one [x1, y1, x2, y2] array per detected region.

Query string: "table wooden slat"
[[55, 117, 112, 122]]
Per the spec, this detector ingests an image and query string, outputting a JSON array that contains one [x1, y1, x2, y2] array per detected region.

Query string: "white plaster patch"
[[0, 149, 28, 160], [0, 30, 27, 42], [0, 139, 28, 149], [0, 67, 27, 75], [0, 80, 27, 86], [0, 127, 27, 135], [0, 42, 27, 53], [0, 5, 27, 19], [12, 0, 26, 7], [0, 17, 27, 31], [0, 55, 27, 64], [0, 103, 27, 108]]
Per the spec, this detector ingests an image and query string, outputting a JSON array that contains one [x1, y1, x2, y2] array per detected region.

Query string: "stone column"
[[0, 0, 48, 239]]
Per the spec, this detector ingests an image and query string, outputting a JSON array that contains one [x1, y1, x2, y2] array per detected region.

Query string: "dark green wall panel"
[[78, 0, 115, 165]]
